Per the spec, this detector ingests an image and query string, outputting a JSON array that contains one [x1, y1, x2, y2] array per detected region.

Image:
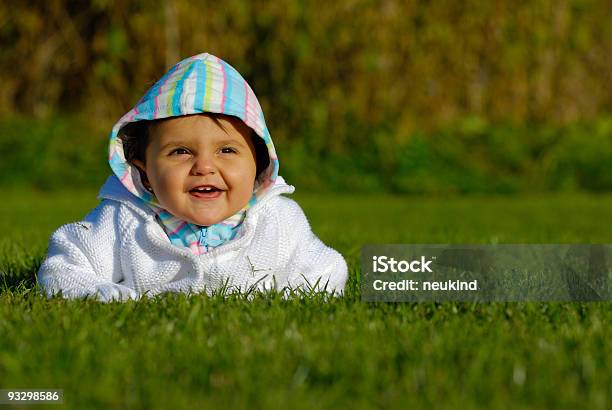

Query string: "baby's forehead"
[[150, 114, 252, 141]]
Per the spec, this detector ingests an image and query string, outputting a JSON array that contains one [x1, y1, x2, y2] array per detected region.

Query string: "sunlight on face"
[[135, 114, 257, 226]]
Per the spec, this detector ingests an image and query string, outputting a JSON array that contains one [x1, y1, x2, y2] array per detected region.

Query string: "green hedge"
[[2, 116, 611, 194], [0, 117, 108, 190]]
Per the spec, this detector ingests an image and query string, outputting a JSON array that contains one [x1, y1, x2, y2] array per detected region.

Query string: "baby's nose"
[[190, 155, 216, 175]]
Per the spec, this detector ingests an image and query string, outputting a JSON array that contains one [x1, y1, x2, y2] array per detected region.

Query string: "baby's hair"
[[119, 114, 270, 179]]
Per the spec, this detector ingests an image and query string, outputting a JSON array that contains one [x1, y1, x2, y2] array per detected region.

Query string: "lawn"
[[1, 189, 611, 409]]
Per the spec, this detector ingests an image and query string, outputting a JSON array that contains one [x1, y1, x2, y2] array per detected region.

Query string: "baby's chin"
[[190, 218, 226, 227], [184, 211, 240, 227], [160, 200, 250, 226]]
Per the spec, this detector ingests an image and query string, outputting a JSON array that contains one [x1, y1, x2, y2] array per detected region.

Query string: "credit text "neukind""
[[372, 256, 434, 273]]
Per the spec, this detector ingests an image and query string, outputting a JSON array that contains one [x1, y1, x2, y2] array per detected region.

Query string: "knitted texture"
[[38, 176, 348, 302]]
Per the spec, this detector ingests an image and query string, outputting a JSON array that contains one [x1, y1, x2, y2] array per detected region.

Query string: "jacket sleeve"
[[276, 197, 348, 296], [37, 200, 139, 302]]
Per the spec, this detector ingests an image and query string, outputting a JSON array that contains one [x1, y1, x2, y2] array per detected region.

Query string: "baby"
[[38, 53, 348, 302]]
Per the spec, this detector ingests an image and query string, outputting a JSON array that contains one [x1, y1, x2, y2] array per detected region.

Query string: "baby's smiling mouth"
[[189, 185, 225, 199]]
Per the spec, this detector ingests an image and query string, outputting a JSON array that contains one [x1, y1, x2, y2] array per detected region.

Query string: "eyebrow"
[[159, 140, 190, 151], [216, 138, 249, 147], [159, 138, 248, 151]]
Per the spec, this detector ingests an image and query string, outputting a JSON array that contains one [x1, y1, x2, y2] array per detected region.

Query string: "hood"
[[107, 52, 279, 205]]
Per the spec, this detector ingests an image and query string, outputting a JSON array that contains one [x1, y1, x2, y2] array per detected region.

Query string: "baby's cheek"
[[234, 175, 256, 195], [232, 161, 257, 185], [241, 188, 256, 208], [154, 174, 181, 204], [228, 175, 255, 202]]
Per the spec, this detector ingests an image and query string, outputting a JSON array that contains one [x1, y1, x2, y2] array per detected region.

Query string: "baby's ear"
[[132, 160, 153, 192], [251, 133, 270, 178], [133, 159, 146, 173]]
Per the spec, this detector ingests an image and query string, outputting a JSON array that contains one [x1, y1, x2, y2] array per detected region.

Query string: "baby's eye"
[[170, 148, 190, 156], [220, 147, 237, 154]]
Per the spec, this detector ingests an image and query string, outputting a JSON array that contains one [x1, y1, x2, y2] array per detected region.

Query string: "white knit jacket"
[[38, 176, 348, 302]]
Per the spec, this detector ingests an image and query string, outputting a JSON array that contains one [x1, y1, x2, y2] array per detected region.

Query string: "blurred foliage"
[[1, 115, 611, 194], [0, 1, 611, 192], [0, 116, 107, 190]]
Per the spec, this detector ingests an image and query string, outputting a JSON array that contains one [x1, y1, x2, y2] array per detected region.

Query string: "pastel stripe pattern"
[[107, 53, 280, 255]]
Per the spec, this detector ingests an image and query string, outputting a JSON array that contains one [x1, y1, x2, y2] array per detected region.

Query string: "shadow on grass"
[[0, 264, 39, 292], [0, 244, 41, 292]]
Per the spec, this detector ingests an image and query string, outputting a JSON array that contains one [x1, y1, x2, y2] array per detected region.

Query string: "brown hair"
[[118, 114, 270, 178]]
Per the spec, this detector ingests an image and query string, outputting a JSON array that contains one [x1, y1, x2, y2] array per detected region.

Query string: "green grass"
[[1, 189, 611, 409]]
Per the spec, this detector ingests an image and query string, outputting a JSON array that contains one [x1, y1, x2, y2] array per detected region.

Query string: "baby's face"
[[136, 114, 257, 226]]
